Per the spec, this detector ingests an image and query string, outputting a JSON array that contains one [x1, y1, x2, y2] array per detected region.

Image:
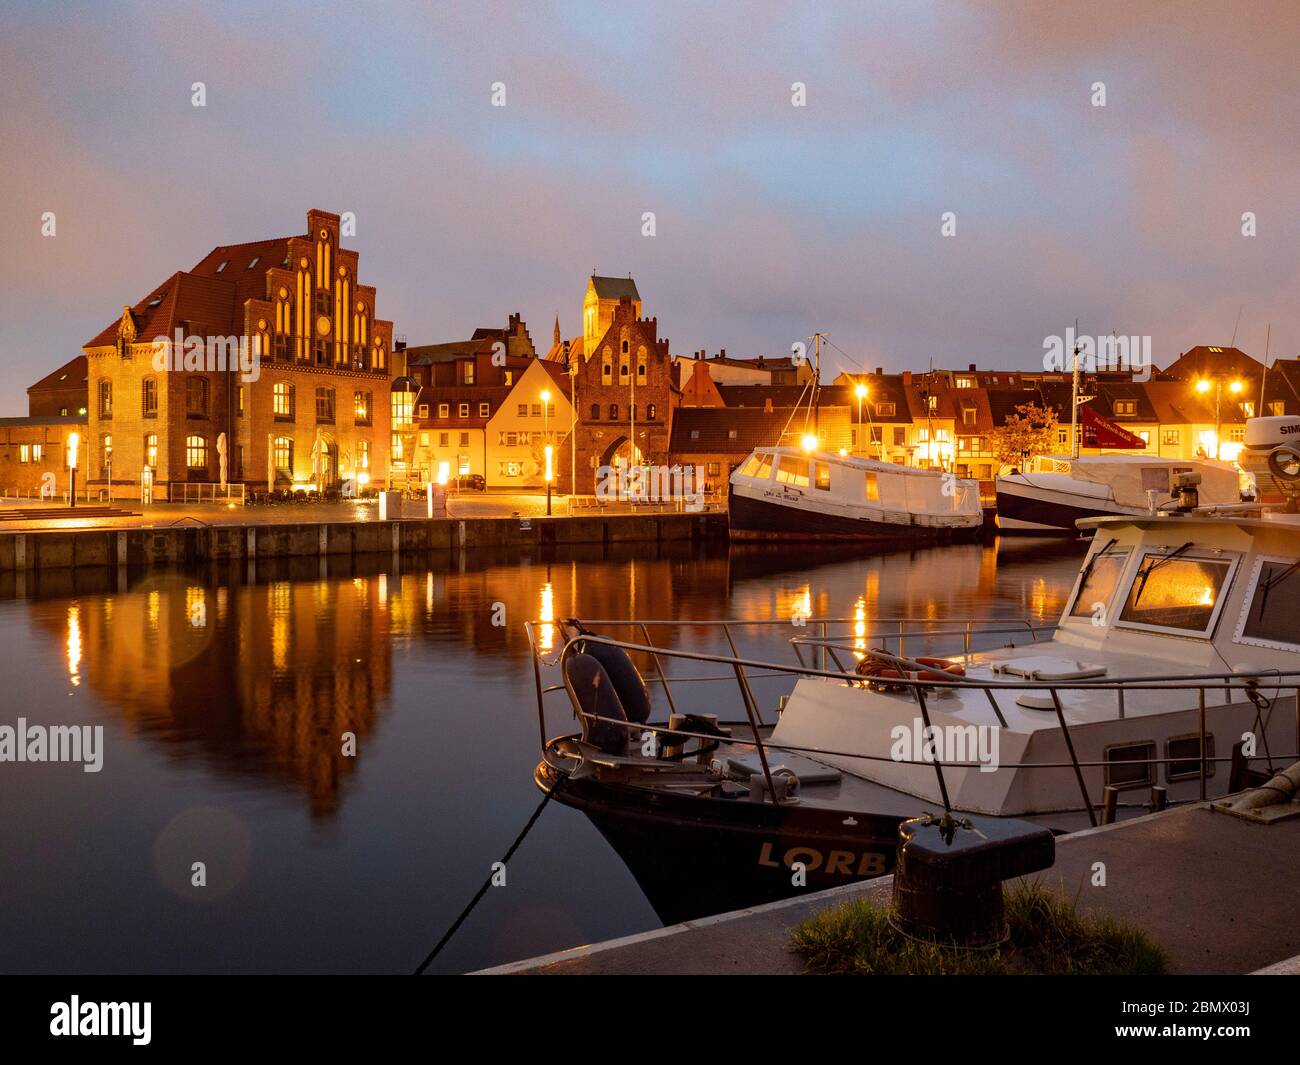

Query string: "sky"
[[2, 0, 1298, 413]]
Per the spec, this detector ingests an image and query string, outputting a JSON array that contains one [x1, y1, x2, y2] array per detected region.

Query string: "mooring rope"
[[412, 776, 560, 975]]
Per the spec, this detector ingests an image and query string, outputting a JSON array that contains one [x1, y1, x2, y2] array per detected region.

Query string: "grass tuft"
[[790, 879, 1166, 975]]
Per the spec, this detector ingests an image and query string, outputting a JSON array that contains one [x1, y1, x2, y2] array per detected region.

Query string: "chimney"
[[720, 348, 726, 359], [902, 370, 913, 386], [394, 336, 407, 352], [968, 362, 977, 373], [875, 366, 883, 376]]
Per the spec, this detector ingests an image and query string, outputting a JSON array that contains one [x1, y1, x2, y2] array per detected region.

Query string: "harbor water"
[[0, 537, 1086, 974]]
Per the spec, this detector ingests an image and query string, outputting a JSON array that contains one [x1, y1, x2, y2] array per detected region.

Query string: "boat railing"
[[525, 619, 1300, 826]]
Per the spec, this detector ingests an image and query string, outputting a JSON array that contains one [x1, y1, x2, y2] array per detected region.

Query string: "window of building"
[[706, 462, 721, 477], [142, 378, 157, 417], [458, 402, 469, 418], [273, 383, 295, 420], [185, 435, 208, 471], [438, 433, 449, 447], [1268, 400, 1285, 416], [274, 335, 289, 361], [273, 436, 293, 477], [531, 404, 541, 417], [876, 402, 895, 417], [314, 290, 330, 316], [185, 377, 207, 417], [602, 357, 612, 383], [237, 386, 245, 416], [314, 339, 330, 366], [479, 402, 490, 418], [590, 404, 600, 420], [893, 427, 906, 447], [517, 403, 528, 417], [927, 395, 938, 411], [956, 376, 975, 389], [18, 443, 30, 463], [316, 387, 336, 423], [247, 256, 260, 269], [962, 407, 977, 426], [1114, 400, 1137, 416], [1241, 402, 1256, 419], [417, 403, 429, 420], [144, 433, 158, 469], [99, 380, 112, 418], [215, 260, 228, 273], [463, 363, 475, 385], [503, 372, 513, 386], [459, 432, 470, 447], [609, 404, 619, 420], [621, 340, 629, 354], [647, 404, 657, 420], [1162, 429, 1180, 446], [354, 391, 372, 426], [357, 440, 370, 473]]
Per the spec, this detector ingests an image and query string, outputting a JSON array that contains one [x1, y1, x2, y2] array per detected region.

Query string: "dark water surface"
[[0, 537, 1086, 973]]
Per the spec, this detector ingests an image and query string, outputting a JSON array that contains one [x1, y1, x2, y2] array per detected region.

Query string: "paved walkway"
[[0, 495, 720, 531], [484, 803, 1300, 975]]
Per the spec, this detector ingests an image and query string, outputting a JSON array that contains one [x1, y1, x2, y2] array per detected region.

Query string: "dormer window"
[[247, 256, 260, 269], [215, 260, 228, 273], [147, 295, 163, 309]]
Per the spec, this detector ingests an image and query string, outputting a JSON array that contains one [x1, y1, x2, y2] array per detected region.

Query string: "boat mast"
[[811, 332, 823, 444], [1070, 321, 1081, 459]]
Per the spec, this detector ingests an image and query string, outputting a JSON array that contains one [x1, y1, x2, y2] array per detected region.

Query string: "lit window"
[[273, 436, 294, 476], [1117, 549, 1236, 636], [144, 434, 158, 469], [273, 383, 295, 419], [185, 435, 208, 470]]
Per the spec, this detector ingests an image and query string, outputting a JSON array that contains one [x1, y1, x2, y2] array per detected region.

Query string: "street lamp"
[[540, 388, 552, 497], [544, 444, 554, 516], [854, 382, 867, 456], [67, 432, 80, 508], [1194, 376, 1244, 460], [801, 433, 819, 453]]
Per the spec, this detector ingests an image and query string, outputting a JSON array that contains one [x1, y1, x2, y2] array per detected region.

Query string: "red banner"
[[1080, 403, 1146, 449]]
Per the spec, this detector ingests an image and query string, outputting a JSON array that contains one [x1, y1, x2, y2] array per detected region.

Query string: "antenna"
[[1230, 305, 1243, 347], [1258, 323, 1271, 415]]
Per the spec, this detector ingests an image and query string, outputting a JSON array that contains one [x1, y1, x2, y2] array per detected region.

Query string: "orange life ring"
[[855, 655, 964, 687]]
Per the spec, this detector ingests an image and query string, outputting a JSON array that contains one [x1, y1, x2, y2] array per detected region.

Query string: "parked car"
[[455, 474, 486, 491]]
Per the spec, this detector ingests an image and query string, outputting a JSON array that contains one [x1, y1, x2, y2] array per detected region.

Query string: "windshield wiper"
[[1077, 537, 1118, 591], [1132, 541, 1195, 606], [1258, 558, 1300, 617]]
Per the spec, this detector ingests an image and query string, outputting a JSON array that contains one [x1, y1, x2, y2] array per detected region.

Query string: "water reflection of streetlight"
[[540, 582, 555, 652], [853, 596, 866, 660], [66, 605, 81, 686], [854, 383, 867, 456]]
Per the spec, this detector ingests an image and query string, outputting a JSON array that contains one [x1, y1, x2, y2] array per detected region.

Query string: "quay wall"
[[0, 512, 728, 572]]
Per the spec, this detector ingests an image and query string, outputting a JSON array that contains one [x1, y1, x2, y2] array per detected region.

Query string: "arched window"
[[590, 403, 600, 420], [144, 433, 158, 470], [609, 404, 619, 420], [273, 436, 294, 479], [621, 340, 629, 354], [185, 435, 208, 472]]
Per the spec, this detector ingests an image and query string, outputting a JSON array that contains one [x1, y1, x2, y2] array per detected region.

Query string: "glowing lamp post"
[[854, 383, 868, 456], [66, 432, 80, 508], [544, 444, 554, 516], [1195, 376, 1244, 460], [801, 433, 819, 454]]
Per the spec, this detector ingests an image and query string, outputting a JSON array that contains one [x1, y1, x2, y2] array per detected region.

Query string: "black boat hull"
[[537, 760, 935, 925], [728, 486, 982, 543]]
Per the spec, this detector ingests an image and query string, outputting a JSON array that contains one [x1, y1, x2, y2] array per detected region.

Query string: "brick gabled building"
[[565, 295, 677, 492], [81, 209, 393, 498]]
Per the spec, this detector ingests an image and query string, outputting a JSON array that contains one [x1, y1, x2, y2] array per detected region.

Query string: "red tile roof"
[[84, 236, 293, 348]]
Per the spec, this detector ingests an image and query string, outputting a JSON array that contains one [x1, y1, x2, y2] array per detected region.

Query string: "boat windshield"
[[776, 455, 809, 487], [1067, 542, 1129, 620], [1117, 550, 1235, 635], [738, 452, 773, 480], [1239, 558, 1300, 649]]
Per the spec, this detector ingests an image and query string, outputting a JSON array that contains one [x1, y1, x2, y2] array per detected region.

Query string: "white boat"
[[728, 446, 984, 541], [995, 454, 1243, 533], [529, 418, 1300, 921]]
